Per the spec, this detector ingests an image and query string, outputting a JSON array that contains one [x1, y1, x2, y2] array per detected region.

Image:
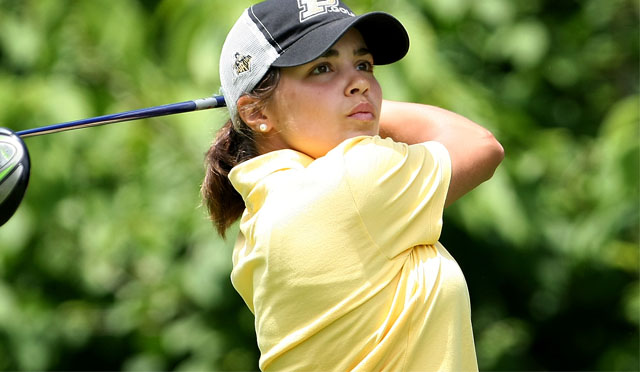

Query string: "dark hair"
[[201, 68, 280, 238]]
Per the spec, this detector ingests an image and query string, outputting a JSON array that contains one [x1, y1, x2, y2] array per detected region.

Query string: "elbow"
[[488, 131, 505, 166], [443, 133, 504, 208], [482, 132, 505, 180]]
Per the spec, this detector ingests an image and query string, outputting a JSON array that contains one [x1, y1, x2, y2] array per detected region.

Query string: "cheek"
[[271, 85, 331, 128], [370, 78, 383, 107], [267, 86, 296, 125]]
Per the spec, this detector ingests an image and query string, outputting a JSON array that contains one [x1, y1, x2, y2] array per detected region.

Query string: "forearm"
[[379, 100, 489, 144], [379, 100, 505, 206]]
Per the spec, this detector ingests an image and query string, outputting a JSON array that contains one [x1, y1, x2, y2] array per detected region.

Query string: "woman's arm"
[[379, 100, 504, 207]]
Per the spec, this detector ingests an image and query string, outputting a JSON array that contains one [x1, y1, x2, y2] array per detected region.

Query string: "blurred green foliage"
[[0, 0, 637, 370]]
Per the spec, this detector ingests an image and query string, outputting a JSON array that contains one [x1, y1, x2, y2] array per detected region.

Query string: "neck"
[[255, 131, 290, 155]]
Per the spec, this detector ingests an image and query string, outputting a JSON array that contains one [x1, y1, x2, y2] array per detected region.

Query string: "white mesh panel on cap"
[[220, 10, 280, 128]]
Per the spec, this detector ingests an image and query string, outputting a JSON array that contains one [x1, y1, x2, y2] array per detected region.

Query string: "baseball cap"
[[219, 0, 410, 127]]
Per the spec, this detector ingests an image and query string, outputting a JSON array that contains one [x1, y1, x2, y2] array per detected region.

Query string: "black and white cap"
[[220, 0, 410, 127]]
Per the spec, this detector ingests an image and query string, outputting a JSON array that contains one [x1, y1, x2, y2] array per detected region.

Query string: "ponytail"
[[201, 68, 280, 238], [201, 119, 256, 238]]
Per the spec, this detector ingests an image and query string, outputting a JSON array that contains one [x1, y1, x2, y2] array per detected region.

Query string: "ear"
[[237, 95, 269, 132]]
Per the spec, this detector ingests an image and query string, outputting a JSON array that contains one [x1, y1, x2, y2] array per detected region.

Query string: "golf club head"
[[0, 127, 30, 226]]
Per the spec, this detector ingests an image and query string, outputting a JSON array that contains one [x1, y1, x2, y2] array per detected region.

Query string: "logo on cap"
[[233, 52, 252, 75], [298, 0, 354, 22]]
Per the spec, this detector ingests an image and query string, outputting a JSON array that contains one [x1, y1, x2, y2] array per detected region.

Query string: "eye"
[[356, 60, 374, 72], [311, 63, 332, 75]]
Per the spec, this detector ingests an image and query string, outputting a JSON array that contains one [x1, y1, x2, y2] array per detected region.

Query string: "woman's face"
[[264, 28, 382, 159]]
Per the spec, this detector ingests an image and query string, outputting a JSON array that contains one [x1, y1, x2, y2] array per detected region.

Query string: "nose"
[[345, 70, 370, 96]]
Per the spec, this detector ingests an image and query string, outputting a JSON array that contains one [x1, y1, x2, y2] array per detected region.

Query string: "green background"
[[0, 0, 638, 370]]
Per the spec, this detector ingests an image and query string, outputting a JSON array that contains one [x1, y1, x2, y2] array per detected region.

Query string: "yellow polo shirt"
[[229, 136, 477, 371]]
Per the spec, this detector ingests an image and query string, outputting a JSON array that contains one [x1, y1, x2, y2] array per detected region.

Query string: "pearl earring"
[[259, 123, 268, 132]]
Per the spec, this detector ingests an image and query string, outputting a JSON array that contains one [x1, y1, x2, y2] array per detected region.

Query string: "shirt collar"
[[229, 149, 314, 200]]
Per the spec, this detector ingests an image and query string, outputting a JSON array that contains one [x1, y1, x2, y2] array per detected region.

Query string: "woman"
[[202, 0, 504, 370]]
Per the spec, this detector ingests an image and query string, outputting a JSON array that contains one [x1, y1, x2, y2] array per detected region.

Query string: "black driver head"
[[0, 127, 30, 226]]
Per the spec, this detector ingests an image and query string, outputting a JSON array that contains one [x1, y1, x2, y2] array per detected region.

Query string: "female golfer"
[[202, 0, 504, 370]]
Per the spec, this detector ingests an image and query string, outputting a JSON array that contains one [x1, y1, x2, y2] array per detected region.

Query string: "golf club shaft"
[[16, 95, 226, 138]]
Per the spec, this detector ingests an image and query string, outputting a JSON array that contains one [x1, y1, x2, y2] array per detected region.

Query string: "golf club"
[[0, 94, 226, 226]]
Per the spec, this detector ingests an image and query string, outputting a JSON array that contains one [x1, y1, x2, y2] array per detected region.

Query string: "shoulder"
[[328, 135, 451, 179], [332, 135, 449, 159], [327, 136, 452, 255]]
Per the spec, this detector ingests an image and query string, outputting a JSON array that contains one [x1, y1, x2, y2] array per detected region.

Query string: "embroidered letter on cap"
[[297, 0, 339, 22]]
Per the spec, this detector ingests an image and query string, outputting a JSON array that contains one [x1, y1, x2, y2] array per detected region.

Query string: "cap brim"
[[271, 12, 409, 68]]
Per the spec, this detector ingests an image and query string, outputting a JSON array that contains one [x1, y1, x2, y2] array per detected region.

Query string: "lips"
[[348, 102, 376, 121]]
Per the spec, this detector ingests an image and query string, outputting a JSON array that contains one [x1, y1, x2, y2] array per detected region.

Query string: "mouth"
[[347, 102, 376, 121]]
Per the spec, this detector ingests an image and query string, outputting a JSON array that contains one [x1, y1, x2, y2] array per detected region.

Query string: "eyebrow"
[[321, 47, 372, 58]]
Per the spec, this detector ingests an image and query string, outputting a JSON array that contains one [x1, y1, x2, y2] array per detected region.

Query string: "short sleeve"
[[341, 136, 451, 259]]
